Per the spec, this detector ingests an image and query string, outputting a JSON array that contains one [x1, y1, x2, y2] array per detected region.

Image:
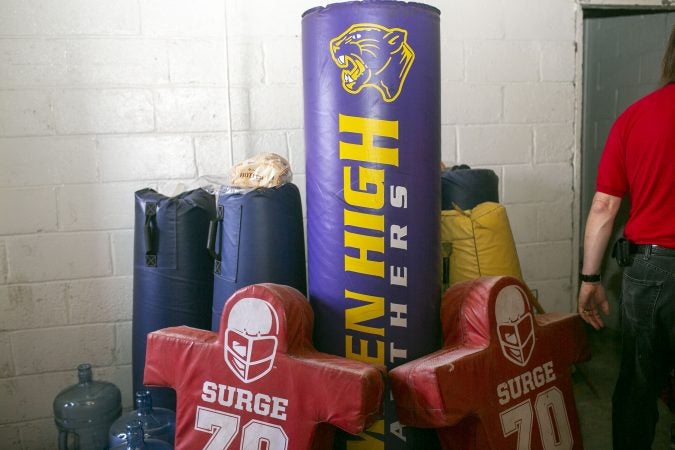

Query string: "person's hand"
[[577, 282, 610, 330]]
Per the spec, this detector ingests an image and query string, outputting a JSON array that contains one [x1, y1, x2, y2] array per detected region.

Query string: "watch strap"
[[579, 273, 601, 283]]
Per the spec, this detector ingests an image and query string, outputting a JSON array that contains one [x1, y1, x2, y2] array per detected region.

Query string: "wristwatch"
[[579, 273, 601, 283]]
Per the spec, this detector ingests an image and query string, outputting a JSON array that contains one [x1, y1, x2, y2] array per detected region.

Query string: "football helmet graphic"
[[224, 297, 279, 383], [495, 285, 535, 367]]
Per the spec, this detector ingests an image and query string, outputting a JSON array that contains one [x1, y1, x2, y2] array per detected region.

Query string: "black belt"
[[629, 243, 675, 257]]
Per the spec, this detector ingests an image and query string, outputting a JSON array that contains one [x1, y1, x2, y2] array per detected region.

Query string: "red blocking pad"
[[144, 283, 385, 450], [390, 276, 590, 450]]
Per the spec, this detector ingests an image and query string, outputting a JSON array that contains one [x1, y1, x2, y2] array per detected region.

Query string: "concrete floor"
[[573, 327, 673, 449]]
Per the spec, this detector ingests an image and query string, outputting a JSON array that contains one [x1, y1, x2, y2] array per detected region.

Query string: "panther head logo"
[[329, 23, 415, 102]]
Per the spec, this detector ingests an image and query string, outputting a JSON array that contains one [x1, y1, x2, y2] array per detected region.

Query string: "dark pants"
[[613, 251, 675, 450]]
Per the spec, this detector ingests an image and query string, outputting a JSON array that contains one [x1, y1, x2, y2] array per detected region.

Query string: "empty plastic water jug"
[[53, 363, 122, 450], [110, 421, 173, 450], [108, 390, 175, 447]]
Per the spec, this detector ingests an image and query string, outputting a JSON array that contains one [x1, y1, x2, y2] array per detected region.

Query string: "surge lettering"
[[496, 361, 557, 405], [201, 381, 288, 421]]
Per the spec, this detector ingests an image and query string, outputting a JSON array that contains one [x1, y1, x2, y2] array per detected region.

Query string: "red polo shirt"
[[597, 83, 675, 248]]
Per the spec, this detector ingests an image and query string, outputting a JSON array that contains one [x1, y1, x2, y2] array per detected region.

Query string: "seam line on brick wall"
[[222, 0, 234, 167]]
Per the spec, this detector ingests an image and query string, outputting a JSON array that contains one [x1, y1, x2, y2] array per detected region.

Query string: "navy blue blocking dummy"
[[209, 183, 307, 331], [133, 188, 216, 410], [441, 165, 499, 210]]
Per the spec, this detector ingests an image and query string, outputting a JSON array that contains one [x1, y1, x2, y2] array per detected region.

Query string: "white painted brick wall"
[[465, 41, 540, 82], [287, 130, 306, 174], [233, 131, 290, 159], [534, 123, 575, 163], [0, 241, 7, 284], [111, 230, 134, 276], [154, 88, 236, 132], [503, 163, 573, 203], [442, 83, 503, 124], [229, 42, 265, 86], [249, 85, 304, 130], [503, 0, 576, 40], [0, 188, 58, 235], [0, 90, 54, 136], [169, 39, 228, 84], [264, 38, 302, 85], [458, 125, 532, 165], [14, 419, 54, 450], [6, 233, 112, 283], [505, 203, 538, 244], [441, 125, 458, 165], [1, 372, 76, 425], [518, 241, 574, 283], [538, 200, 574, 241], [0, 426, 21, 449], [53, 89, 155, 134], [12, 324, 116, 375], [139, 0, 225, 37], [226, 0, 319, 39], [98, 135, 195, 181], [0, 0, 140, 36], [58, 182, 148, 231], [0, 283, 69, 331], [0, 40, 68, 88], [504, 83, 576, 123], [0, 137, 98, 187], [442, 0, 505, 40], [440, 40, 464, 83], [65, 39, 170, 86], [541, 41, 577, 82], [66, 277, 133, 324], [529, 278, 574, 315], [195, 134, 233, 175], [115, 322, 133, 365], [0, 333, 16, 377], [0, 0, 668, 446]]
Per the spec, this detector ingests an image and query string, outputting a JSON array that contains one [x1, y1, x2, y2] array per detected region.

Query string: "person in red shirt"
[[578, 25, 675, 449]]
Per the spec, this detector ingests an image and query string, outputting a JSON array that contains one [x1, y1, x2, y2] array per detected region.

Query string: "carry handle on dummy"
[[143, 202, 158, 267]]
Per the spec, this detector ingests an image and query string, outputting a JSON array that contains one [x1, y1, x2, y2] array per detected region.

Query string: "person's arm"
[[577, 191, 622, 329]]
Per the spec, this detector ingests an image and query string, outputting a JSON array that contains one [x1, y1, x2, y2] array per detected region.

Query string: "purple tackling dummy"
[[302, 1, 441, 448]]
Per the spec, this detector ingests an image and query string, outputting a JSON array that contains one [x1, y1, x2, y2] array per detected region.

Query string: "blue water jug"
[[53, 363, 122, 450], [110, 421, 172, 450], [108, 390, 175, 447]]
